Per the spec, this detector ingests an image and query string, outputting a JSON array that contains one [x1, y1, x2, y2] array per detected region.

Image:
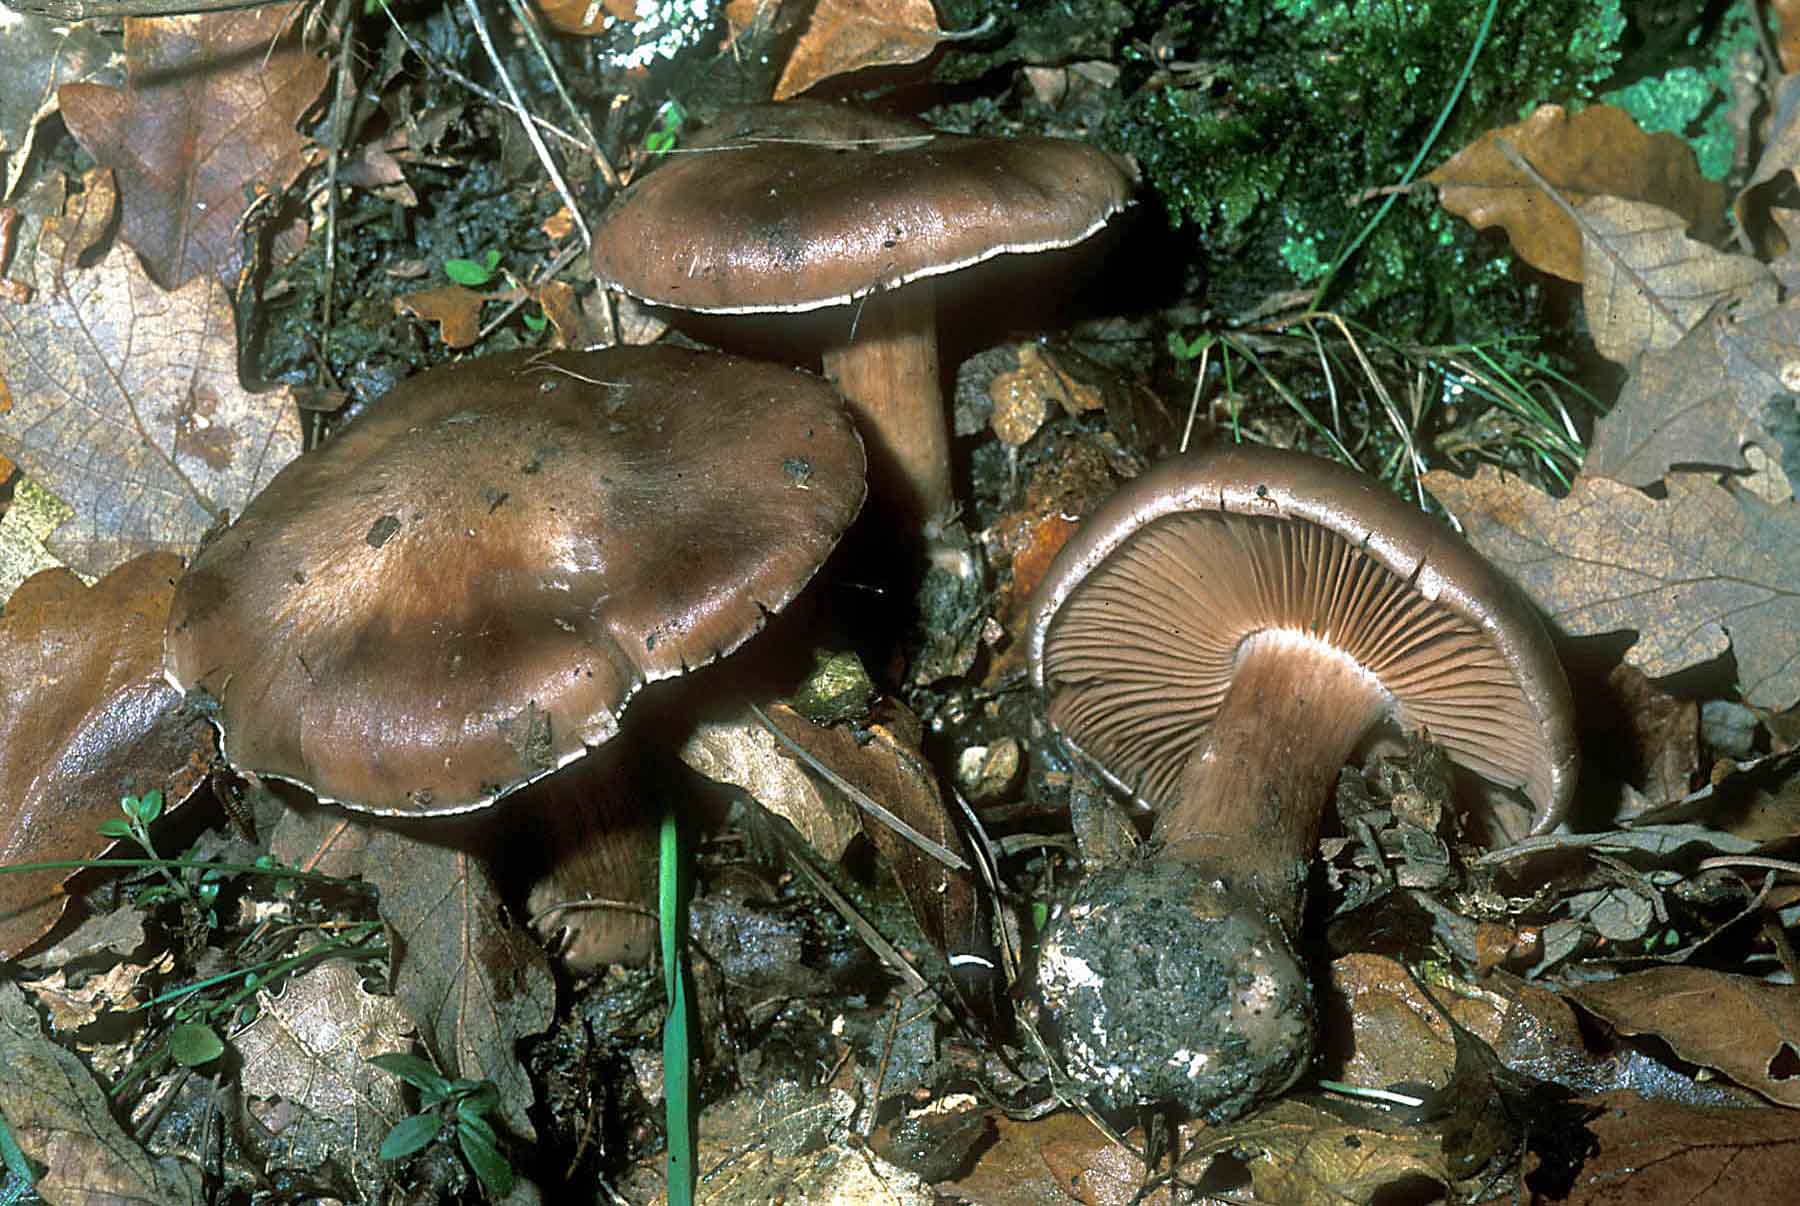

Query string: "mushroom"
[[590, 101, 1137, 529], [165, 346, 865, 961], [1025, 446, 1578, 1119]]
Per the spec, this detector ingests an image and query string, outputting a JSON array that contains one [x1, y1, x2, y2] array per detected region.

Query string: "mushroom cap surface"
[[165, 346, 866, 816], [590, 100, 1138, 314], [1027, 446, 1577, 834]]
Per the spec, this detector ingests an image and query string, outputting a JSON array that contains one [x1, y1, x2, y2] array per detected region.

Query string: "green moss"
[[1103, 0, 1624, 337], [1601, 8, 1755, 182]]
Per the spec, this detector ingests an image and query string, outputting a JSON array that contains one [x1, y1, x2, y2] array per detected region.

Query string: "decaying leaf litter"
[[4, 1, 1800, 1203]]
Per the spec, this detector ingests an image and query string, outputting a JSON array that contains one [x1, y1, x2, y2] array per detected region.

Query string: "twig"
[[504, 0, 620, 192], [460, 0, 592, 251], [4, 0, 273, 16], [379, 7, 591, 157]]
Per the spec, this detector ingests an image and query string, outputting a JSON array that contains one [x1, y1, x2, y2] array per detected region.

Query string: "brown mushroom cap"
[[590, 101, 1138, 314], [164, 346, 865, 816], [591, 102, 1136, 526], [1028, 445, 1578, 836]]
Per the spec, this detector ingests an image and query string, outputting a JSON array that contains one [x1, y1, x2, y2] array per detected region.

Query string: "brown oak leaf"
[[59, 4, 327, 289], [366, 830, 554, 1141], [0, 171, 304, 578], [1570, 967, 1800, 1108], [0, 553, 213, 959], [0, 980, 204, 1203], [1586, 298, 1800, 487], [1424, 467, 1800, 710], [775, 0, 946, 100], [1578, 196, 1774, 367], [1429, 104, 1724, 283]]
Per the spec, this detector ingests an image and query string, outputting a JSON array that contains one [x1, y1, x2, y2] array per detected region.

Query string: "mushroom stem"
[[822, 282, 949, 527], [1156, 630, 1390, 930], [524, 749, 660, 970]]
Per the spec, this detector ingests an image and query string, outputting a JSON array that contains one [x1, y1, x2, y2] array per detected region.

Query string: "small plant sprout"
[[373, 1055, 516, 1196], [645, 99, 687, 156], [168, 1020, 226, 1068], [96, 790, 220, 922], [1167, 329, 1218, 453], [443, 248, 503, 288]]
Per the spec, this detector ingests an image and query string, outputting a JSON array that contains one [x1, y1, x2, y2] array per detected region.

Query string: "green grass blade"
[[661, 807, 695, 1206]]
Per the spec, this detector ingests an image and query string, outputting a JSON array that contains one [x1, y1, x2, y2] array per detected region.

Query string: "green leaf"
[[458, 1081, 500, 1120], [457, 1119, 515, 1196], [369, 1052, 452, 1097], [169, 1022, 224, 1067], [522, 309, 547, 333], [379, 1113, 443, 1160], [96, 819, 135, 839], [1166, 330, 1213, 362], [136, 789, 164, 823], [456, 1109, 498, 1149], [443, 251, 499, 287]]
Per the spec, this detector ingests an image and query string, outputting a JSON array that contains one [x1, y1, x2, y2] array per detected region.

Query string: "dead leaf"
[[0, 553, 214, 959], [1578, 196, 1774, 366], [30, 904, 148, 968], [678, 701, 860, 863], [1190, 1099, 1450, 1205], [393, 283, 491, 349], [0, 979, 205, 1204], [267, 802, 370, 879], [58, 5, 328, 289], [775, 0, 945, 100], [690, 1080, 934, 1205], [1425, 467, 1800, 710], [22, 953, 170, 1032], [534, 0, 636, 36], [0, 12, 121, 203], [365, 830, 554, 1141], [1428, 104, 1725, 282], [1600, 663, 1699, 809], [989, 345, 1105, 441], [1570, 967, 1800, 1107], [941, 1111, 1157, 1205], [0, 474, 73, 602], [236, 961, 413, 1188], [1738, 73, 1800, 241], [1778, 4, 1800, 74], [761, 700, 991, 981], [0, 173, 305, 578], [1586, 298, 1800, 487], [1563, 1089, 1800, 1204], [531, 279, 601, 349]]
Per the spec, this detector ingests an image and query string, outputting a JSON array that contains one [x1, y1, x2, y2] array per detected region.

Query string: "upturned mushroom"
[[590, 100, 1137, 529], [164, 346, 866, 960], [1026, 446, 1578, 1119]]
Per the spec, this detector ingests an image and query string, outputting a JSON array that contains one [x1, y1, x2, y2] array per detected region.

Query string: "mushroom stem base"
[[1156, 630, 1389, 929], [823, 283, 948, 526], [1037, 859, 1313, 1120]]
